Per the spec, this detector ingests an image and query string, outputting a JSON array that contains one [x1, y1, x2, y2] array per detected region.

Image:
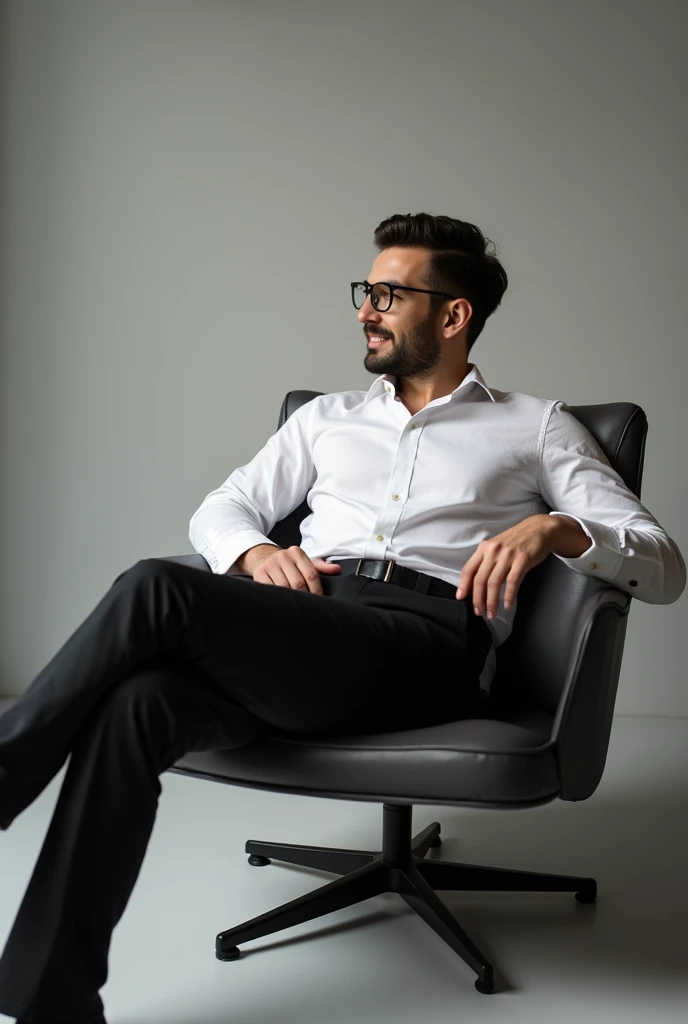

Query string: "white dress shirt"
[[189, 362, 686, 694]]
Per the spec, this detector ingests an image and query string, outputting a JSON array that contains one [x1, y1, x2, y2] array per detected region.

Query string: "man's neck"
[[395, 363, 472, 412]]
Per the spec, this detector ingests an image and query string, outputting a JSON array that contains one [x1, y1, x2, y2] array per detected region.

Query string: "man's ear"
[[445, 298, 471, 336]]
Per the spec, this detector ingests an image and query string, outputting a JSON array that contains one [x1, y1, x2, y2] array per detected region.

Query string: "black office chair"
[[161, 391, 647, 994]]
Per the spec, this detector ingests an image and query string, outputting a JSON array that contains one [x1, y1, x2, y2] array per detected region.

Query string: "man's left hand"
[[456, 514, 582, 619]]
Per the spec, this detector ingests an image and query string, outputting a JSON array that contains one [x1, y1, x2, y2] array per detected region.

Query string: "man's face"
[[358, 247, 445, 380]]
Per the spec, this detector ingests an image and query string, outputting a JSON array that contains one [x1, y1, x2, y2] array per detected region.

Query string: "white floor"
[[0, 704, 687, 1024]]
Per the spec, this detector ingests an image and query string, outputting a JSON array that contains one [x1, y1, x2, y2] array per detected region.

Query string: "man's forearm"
[[545, 514, 592, 558]]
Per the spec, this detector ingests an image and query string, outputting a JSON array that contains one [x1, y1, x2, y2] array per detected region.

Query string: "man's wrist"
[[234, 543, 280, 575], [545, 514, 592, 558]]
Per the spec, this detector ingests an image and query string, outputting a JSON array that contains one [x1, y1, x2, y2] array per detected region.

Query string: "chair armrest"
[[494, 557, 633, 803], [551, 582, 632, 801]]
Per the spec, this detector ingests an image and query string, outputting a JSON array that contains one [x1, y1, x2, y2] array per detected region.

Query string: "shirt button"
[[376, 534, 384, 541], [589, 562, 598, 570], [411, 423, 419, 429], [392, 494, 400, 500]]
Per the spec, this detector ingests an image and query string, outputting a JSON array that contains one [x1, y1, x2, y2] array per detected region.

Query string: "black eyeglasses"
[[351, 280, 457, 312]]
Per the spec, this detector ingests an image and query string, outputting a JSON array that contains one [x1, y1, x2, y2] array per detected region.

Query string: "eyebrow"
[[364, 278, 407, 287]]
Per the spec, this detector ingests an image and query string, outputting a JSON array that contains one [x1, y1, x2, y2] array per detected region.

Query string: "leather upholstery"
[[166, 394, 646, 809]]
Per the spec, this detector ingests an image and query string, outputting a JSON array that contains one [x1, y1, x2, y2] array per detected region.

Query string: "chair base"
[[215, 803, 597, 994]]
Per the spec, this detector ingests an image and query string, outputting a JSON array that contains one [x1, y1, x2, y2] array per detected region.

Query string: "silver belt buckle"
[[356, 558, 396, 582]]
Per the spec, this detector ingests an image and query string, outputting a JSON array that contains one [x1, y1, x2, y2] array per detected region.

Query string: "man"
[[0, 212, 684, 1022]]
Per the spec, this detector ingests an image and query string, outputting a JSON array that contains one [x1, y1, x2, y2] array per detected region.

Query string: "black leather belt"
[[331, 558, 458, 600]]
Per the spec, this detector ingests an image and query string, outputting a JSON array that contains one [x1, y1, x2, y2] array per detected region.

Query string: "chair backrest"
[[266, 390, 648, 714]]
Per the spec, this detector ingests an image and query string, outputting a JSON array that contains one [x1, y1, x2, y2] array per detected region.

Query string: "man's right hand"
[[239, 544, 342, 596]]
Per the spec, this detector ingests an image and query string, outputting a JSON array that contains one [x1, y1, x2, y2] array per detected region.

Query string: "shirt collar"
[[363, 362, 496, 405]]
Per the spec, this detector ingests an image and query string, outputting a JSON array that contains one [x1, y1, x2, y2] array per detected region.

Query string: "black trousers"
[[0, 557, 492, 1022]]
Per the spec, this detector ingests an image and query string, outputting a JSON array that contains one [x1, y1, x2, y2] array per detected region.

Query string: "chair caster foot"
[[430, 835, 442, 848], [216, 945, 241, 961], [248, 854, 271, 866], [475, 967, 495, 994]]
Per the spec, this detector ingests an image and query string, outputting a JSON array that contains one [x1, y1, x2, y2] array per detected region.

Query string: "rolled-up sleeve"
[[189, 397, 319, 575], [537, 401, 686, 604]]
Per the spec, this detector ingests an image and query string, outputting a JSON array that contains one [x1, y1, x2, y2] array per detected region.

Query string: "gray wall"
[[1, 0, 686, 714]]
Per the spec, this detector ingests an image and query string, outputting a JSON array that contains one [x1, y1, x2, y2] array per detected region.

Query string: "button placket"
[[388, 437, 413, 513], [369, 402, 424, 557]]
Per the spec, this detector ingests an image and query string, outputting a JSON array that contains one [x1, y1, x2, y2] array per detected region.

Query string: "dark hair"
[[373, 213, 508, 354]]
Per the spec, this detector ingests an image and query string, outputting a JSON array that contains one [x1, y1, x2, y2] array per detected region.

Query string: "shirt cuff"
[[202, 529, 279, 576], [548, 511, 625, 580]]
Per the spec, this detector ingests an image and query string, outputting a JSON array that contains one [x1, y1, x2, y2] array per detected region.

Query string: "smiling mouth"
[[367, 336, 390, 346]]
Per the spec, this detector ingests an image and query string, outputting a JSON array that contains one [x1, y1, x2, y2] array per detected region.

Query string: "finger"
[[295, 556, 323, 595], [485, 570, 506, 619], [303, 569, 324, 595], [263, 565, 290, 587], [284, 567, 317, 594], [481, 552, 512, 617], [472, 570, 490, 616], [456, 558, 477, 600], [471, 550, 498, 615], [487, 557, 526, 616], [503, 564, 526, 611], [272, 552, 310, 593]]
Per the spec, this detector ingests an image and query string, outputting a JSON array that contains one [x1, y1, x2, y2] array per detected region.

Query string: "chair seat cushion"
[[171, 707, 560, 807]]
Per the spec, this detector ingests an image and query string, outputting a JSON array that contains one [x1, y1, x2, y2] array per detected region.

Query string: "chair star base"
[[214, 803, 597, 995]]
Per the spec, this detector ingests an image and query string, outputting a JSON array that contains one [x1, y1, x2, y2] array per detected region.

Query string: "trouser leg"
[[0, 662, 261, 1023], [0, 556, 488, 1018], [0, 557, 485, 808], [0, 559, 273, 829]]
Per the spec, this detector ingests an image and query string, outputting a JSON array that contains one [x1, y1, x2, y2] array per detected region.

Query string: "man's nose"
[[357, 296, 380, 322]]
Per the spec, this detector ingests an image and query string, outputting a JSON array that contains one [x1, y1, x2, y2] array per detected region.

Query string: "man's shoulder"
[[307, 388, 369, 415], [466, 382, 561, 431]]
